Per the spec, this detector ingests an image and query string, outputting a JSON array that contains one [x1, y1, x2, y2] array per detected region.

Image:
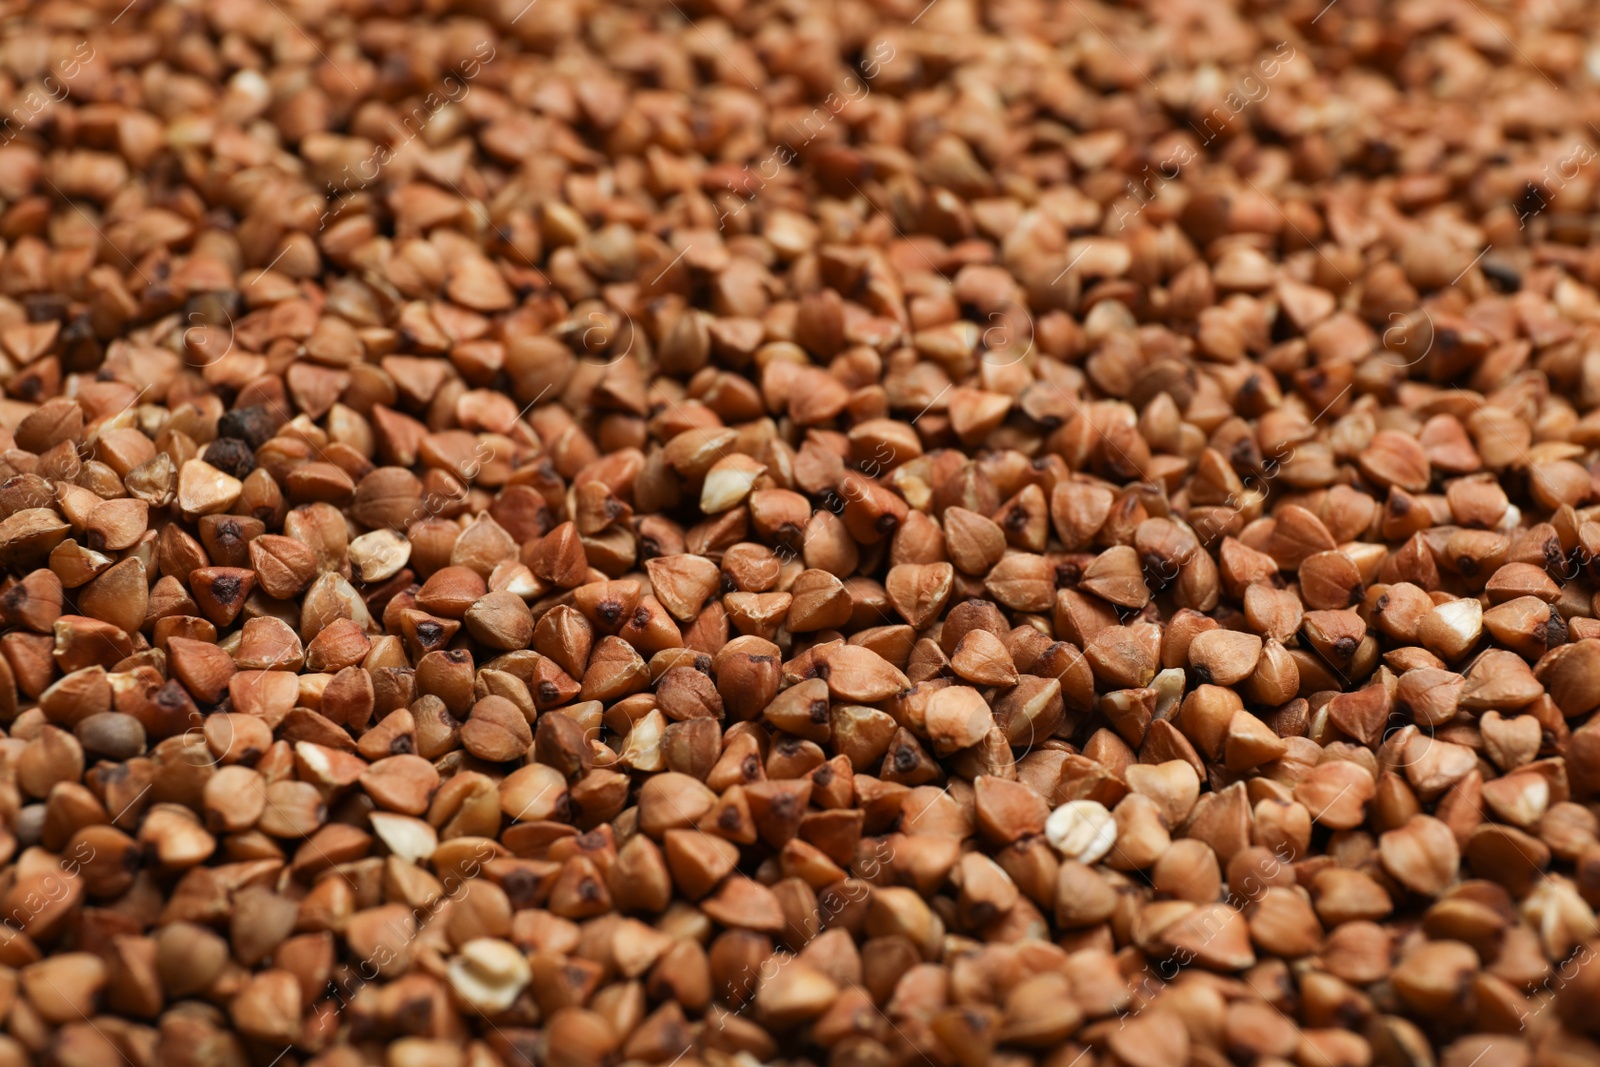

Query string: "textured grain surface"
[[2, 1, 1600, 1066]]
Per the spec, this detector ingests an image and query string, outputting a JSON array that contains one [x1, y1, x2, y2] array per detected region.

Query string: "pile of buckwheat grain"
[[5, 0, 1600, 1065]]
